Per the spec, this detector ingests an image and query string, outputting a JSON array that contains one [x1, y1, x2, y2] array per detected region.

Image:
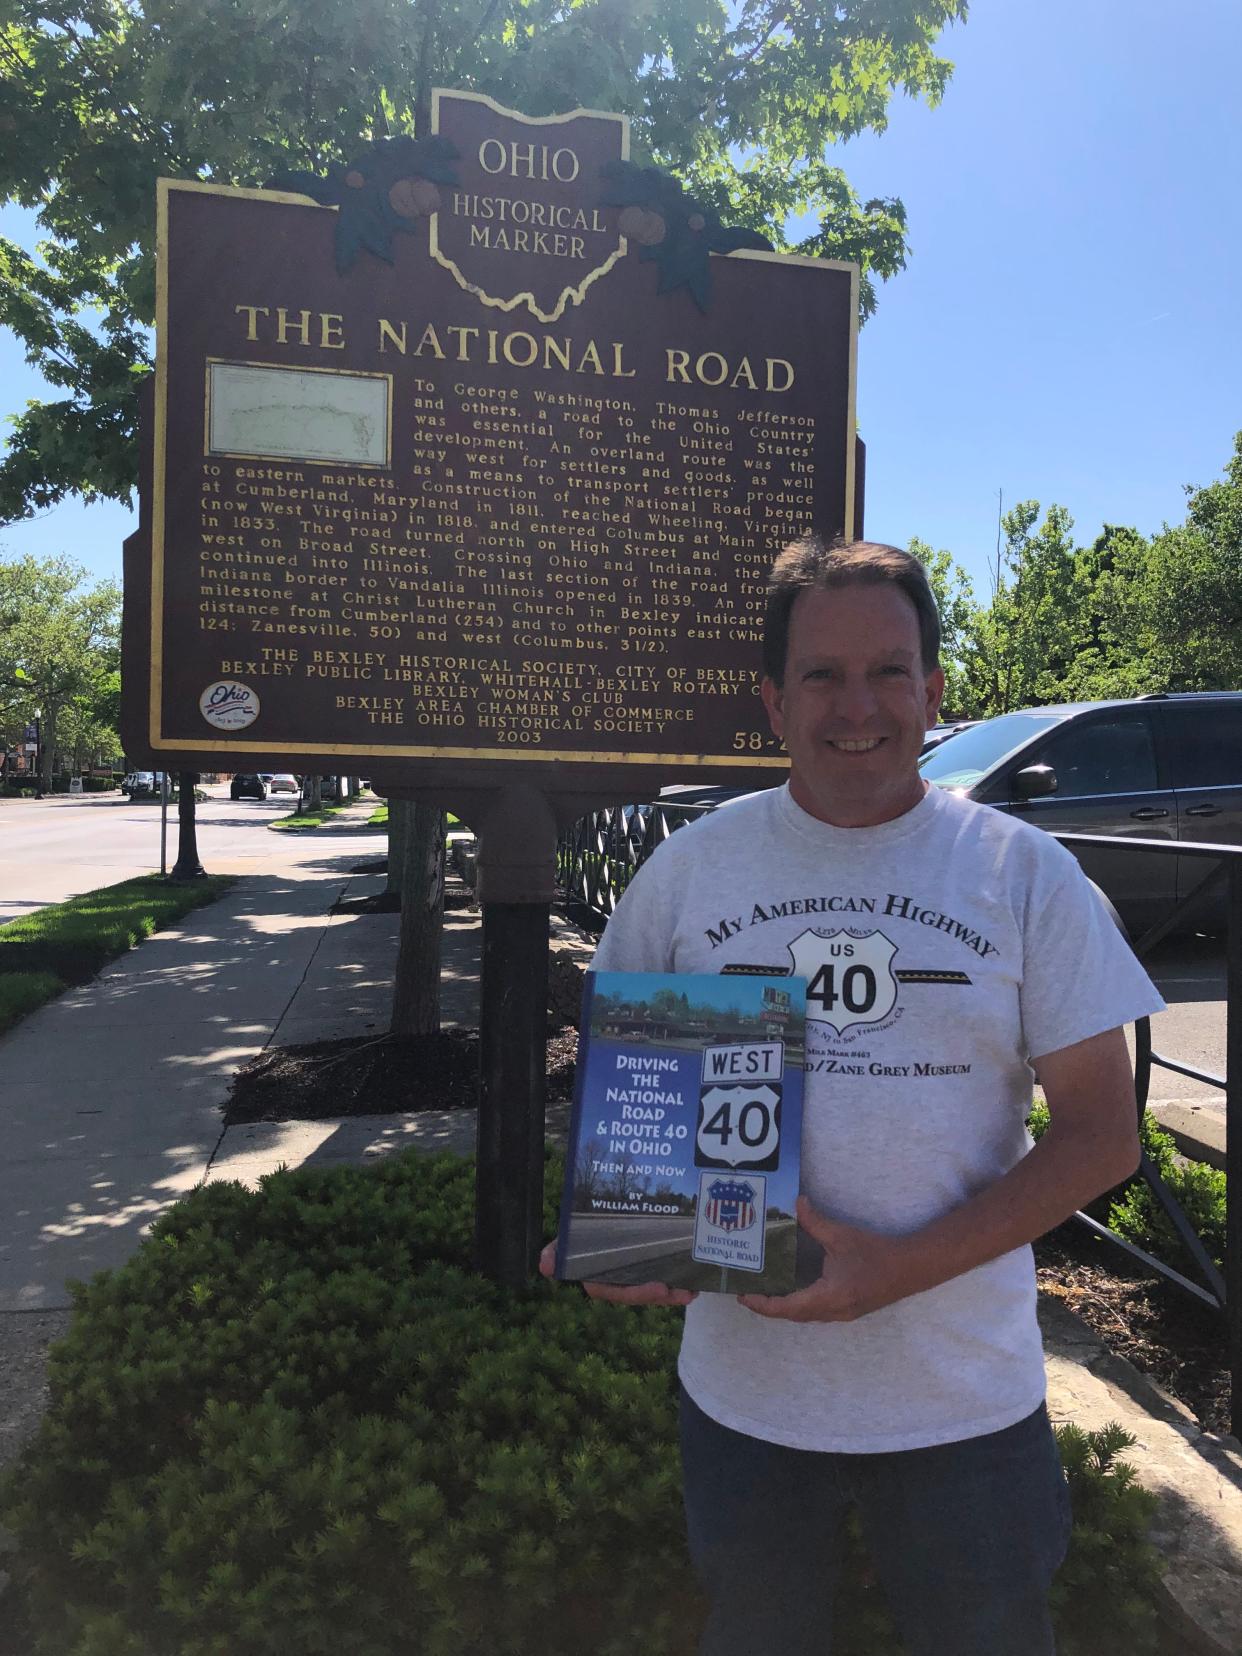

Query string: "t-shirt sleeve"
[[589, 843, 679, 974], [1020, 842, 1166, 1061]]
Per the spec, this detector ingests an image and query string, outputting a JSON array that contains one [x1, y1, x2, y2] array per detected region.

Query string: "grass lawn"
[[267, 788, 383, 831], [0, 971, 65, 1035], [0, 875, 235, 1033], [367, 804, 460, 830]]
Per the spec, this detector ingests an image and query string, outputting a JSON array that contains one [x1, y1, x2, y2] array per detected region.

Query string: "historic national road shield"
[[430, 89, 628, 323]]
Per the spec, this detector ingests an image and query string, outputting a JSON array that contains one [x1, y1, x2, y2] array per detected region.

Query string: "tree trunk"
[[40, 702, 58, 794], [386, 798, 409, 896], [390, 803, 445, 1037], [308, 774, 322, 811]]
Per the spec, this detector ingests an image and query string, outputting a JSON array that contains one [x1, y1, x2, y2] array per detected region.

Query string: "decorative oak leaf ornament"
[[267, 135, 460, 275], [598, 160, 771, 312]]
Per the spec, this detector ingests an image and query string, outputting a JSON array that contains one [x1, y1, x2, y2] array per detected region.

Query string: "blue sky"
[[2, 0, 1240, 604]]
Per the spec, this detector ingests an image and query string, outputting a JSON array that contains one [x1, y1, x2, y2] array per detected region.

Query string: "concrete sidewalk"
[[0, 846, 1239, 1650], [0, 847, 441, 1312]]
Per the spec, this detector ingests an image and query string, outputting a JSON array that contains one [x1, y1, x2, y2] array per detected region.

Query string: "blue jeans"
[[680, 1390, 1072, 1656]]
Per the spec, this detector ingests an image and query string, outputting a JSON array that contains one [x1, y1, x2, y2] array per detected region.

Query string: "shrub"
[[0, 1151, 1166, 1656], [1051, 1422, 1163, 1654], [1109, 1155, 1226, 1272], [1028, 1101, 1226, 1274]]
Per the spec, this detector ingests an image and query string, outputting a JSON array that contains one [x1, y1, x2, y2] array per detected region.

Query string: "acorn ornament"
[[618, 205, 667, 246], [389, 177, 442, 218]]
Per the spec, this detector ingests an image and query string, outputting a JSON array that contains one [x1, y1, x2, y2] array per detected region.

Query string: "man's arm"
[[740, 1025, 1140, 1323]]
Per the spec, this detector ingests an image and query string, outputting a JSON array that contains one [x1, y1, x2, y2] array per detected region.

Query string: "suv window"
[[1028, 714, 1158, 797], [918, 710, 1062, 788], [1162, 702, 1242, 790]]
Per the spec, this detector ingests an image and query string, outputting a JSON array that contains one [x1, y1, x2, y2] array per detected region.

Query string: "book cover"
[[555, 970, 809, 1296]]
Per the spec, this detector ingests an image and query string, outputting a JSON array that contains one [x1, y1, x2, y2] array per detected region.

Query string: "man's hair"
[[762, 536, 942, 685]]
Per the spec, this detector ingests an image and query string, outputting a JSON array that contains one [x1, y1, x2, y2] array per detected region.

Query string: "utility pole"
[[170, 771, 206, 881]]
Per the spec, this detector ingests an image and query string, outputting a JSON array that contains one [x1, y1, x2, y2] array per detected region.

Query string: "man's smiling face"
[[760, 582, 945, 828]]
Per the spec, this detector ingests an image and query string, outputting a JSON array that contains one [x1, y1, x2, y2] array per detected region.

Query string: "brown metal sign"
[[429, 91, 628, 323], [123, 90, 859, 796]]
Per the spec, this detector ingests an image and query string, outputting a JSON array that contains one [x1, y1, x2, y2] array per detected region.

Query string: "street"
[[0, 783, 361, 923]]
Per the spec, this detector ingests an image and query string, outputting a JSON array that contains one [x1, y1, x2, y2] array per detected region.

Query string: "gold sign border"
[[150, 176, 857, 768], [428, 87, 631, 325]]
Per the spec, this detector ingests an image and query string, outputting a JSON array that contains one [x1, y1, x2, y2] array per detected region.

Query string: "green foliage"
[[0, 1148, 1167, 1656], [1136, 431, 1242, 690], [1109, 1150, 1227, 1274], [930, 432, 1242, 717], [1050, 1422, 1164, 1655], [0, 873, 234, 987], [0, 967, 65, 1031], [0, 0, 969, 517], [0, 553, 122, 785], [1, 1153, 696, 1656], [907, 535, 976, 711], [1028, 1102, 1225, 1278]]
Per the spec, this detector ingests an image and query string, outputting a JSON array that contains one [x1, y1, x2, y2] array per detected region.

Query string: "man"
[[544, 537, 1164, 1656]]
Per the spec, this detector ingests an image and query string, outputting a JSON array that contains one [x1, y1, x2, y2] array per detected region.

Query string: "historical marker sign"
[[123, 89, 858, 793]]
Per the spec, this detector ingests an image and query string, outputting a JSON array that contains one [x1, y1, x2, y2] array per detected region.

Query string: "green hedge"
[[1029, 1102, 1226, 1272], [0, 1151, 1164, 1656], [0, 875, 234, 986]]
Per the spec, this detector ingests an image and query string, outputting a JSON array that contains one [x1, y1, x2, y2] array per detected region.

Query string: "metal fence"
[[557, 806, 1239, 1437]]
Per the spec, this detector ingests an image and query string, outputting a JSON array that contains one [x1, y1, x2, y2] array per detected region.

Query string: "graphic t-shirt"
[[590, 782, 1165, 1452]]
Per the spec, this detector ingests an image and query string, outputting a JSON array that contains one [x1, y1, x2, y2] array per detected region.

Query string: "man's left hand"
[[737, 1196, 915, 1323]]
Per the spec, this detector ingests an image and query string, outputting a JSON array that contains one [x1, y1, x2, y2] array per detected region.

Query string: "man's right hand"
[[538, 1241, 697, 1306]]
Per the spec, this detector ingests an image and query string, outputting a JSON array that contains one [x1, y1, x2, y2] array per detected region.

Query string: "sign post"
[[122, 89, 862, 1282]]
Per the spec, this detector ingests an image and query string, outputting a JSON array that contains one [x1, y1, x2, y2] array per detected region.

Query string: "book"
[[554, 969, 810, 1296]]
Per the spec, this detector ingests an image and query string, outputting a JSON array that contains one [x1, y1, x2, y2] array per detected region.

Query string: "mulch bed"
[[331, 890, 477, 916], [224, 1026, 579, 1124], [1035, 1225, 1229, 1436]]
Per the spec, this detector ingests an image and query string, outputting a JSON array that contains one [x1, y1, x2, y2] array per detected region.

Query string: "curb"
[[1149, 1101, 1226, 1172]]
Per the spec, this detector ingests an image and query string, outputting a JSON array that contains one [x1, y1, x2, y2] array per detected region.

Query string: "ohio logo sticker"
[[199, 680, 260, 731]]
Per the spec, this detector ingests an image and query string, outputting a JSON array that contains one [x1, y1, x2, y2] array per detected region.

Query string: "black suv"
[[917, 692, 1242, 937], [230, 773, 269, 801]]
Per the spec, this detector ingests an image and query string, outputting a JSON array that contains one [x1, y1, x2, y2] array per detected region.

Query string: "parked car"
[[917, 692, 1242, 937], [266, 773, 299, 795], [230, 773, 269, 800], [124, 771, 167, 797], [919, 720, 980, 757]]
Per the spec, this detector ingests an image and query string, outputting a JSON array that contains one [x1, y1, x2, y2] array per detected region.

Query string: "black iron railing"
[[557, 809, 1239, 1436]]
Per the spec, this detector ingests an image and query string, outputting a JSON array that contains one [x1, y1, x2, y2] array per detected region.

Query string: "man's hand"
[[538, 1241, 697, 1306], [737, 1197, 912, 1323]]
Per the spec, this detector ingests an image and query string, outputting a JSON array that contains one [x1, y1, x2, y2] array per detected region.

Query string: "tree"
[[0, 0, 968, 519], [907, 536, 976, 715], [1137, 432, 1242, 690], [956, 501, 1080, 717], [0, 553, 120, 788]]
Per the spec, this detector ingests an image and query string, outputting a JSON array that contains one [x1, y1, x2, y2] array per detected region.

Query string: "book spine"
[[553, 968, 596, 1277]]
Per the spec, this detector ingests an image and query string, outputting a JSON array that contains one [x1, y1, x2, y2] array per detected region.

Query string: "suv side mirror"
[[1013, 764, 1057, 800]]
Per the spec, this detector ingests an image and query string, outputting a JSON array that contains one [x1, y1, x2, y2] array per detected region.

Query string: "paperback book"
[[555, 970, 810, 1295]]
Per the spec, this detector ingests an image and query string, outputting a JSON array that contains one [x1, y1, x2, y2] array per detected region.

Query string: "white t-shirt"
[[590, 782, 1165, 1452]]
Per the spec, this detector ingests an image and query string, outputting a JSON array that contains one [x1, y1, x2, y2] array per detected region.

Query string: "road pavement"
[[0, 785, 364, 923]]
